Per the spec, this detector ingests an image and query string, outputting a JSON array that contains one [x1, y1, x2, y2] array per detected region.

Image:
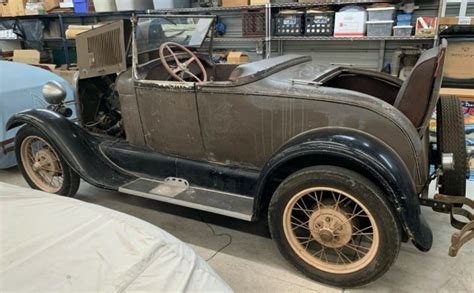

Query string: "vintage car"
[[6, 15, 473, 288], [0, 61, 77, 169]]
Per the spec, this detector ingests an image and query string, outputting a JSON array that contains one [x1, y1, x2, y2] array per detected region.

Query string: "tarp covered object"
[[0, 182, 232, 292]]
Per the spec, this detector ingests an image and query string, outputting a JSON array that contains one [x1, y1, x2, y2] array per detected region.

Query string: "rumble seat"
[[394, 40, 447, 129]]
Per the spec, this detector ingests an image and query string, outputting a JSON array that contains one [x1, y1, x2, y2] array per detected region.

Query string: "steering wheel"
[[159, 42, 208, 82]]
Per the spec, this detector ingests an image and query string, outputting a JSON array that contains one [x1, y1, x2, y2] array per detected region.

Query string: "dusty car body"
[[7, 15, 472, 288]]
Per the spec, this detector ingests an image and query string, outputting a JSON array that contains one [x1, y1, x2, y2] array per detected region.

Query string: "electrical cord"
[[198, 211, 232, 262]]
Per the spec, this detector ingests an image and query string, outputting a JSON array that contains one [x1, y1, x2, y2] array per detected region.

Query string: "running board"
[[119, 178, 254, 221]]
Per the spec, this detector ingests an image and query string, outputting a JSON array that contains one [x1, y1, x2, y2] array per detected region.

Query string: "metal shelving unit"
[[0, 0, 441, 70], [271, 36, 435, 41], [271, 0, 388, 8]]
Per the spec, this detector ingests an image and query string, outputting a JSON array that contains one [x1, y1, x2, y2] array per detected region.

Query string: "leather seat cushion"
[[394, 47, 439, 127]]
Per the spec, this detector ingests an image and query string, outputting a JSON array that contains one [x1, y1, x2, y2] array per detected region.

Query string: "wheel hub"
[[33, 148, 60, 174], [309, 207, 353, 248]]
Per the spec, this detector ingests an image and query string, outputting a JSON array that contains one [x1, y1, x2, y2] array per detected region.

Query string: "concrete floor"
[[1, 167, 473, 292]]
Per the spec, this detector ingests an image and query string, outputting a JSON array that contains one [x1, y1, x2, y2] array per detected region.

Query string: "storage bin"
[[274, 11, 304, 36], [393, 25, 412, 37], [367, 7, 395, 21], [305, 11, 334, 36], [93, 0, 116, 12], [153, 0, 190, 9], [73, 0, 89, 13], [334, 11, 367, 37], [396, 13, 412, 26], [366, 20, 394, 36], [242, 9, 266, 37], [115, 0, 153, 11]]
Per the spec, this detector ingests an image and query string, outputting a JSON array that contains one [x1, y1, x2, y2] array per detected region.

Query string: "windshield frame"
[[132, 14, 216, 83]]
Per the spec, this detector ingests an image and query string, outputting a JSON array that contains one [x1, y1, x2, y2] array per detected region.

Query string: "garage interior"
[[0, 0, 473, 292]]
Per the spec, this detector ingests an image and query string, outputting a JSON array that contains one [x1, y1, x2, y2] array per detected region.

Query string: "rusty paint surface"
[[434, 194, 474, 257], [118, 55, 429, 188]]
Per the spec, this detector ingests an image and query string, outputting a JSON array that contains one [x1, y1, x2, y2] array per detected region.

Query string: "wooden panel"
[[440, 88, 474, 101]]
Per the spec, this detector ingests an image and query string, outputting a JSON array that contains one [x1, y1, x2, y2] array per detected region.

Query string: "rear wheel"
[[15, 125, 80, 197], [268, 166, 401, 288], [437, 96, 467, 197]]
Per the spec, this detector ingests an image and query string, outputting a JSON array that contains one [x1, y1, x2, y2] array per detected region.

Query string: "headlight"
[[42, 81, 66, 105]]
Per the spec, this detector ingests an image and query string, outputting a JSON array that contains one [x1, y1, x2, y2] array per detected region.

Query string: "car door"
[[134, 80, 206, 160]]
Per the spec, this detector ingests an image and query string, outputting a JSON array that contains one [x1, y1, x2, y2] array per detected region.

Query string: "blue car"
[[0, 61, 78, 169]]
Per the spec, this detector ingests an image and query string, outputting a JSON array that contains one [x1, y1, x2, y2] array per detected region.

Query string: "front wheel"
[[15, 125, 80, 197], [268, 166, 401, 288]]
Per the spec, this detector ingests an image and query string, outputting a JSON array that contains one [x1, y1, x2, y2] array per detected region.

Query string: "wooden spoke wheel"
[[20, 136, 64, 193], [283, 187, 379, 274], [15, 126, 80, 197]]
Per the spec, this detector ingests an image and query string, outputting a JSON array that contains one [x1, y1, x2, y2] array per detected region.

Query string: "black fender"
[[256, 127, 432, 252], [7, 109, 136, 190]]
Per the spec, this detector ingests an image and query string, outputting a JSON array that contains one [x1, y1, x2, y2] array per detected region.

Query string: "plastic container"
[[73, 0, 89, 13], [396, 13, 413, 26], [274, 11, 305, 36], [153, 0, 190, 9], [305, 11, 335, 36], [367, 7, 395, 21], [115, 0, 153, 11], [93, 0, 117, 12], [334, 11, 367, 37], [366, 20, 394, 36], [393, 25, 413, 36], [242, 9, 265, 37]]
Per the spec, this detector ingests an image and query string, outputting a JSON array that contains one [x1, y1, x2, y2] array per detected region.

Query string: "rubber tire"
[[268, 166, 401, 288], [15, 125, 80, 197], [437, 96, 467, 197]]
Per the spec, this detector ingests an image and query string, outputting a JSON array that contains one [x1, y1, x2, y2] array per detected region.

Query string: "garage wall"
[[277, 0, 474, 70]]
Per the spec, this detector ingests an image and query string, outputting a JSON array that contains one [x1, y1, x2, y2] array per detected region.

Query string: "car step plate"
[[119, 178, 254, 221]]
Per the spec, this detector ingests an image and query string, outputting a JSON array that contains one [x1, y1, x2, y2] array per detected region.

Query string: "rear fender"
[[256, 127, 433, 251], [7, 109, 136, 189]]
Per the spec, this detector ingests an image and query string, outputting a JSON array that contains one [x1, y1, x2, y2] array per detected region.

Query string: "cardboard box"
[[415, 16, 437, 37], [440, 16, 474, 26], [227, 52, 250, 64], [44, 0, 60, 11], [250, 0, 269, 5], [444, 41, 474, 80], [1, 0, 27, 16], [13, 49, 40, 64], [0, 2, 7, 16], [222, 0, 248, 7], [334, 11, 367, 37]]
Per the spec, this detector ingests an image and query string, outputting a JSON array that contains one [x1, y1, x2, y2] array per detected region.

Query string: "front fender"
[[7, 109, 136, 190], [256, 127, 432, 251]]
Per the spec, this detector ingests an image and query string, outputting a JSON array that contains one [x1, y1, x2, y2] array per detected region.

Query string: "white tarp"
[[0, 182, 232, 292]]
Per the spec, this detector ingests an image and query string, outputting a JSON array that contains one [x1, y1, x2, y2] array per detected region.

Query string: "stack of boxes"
[[275, 9, 335, 37]]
